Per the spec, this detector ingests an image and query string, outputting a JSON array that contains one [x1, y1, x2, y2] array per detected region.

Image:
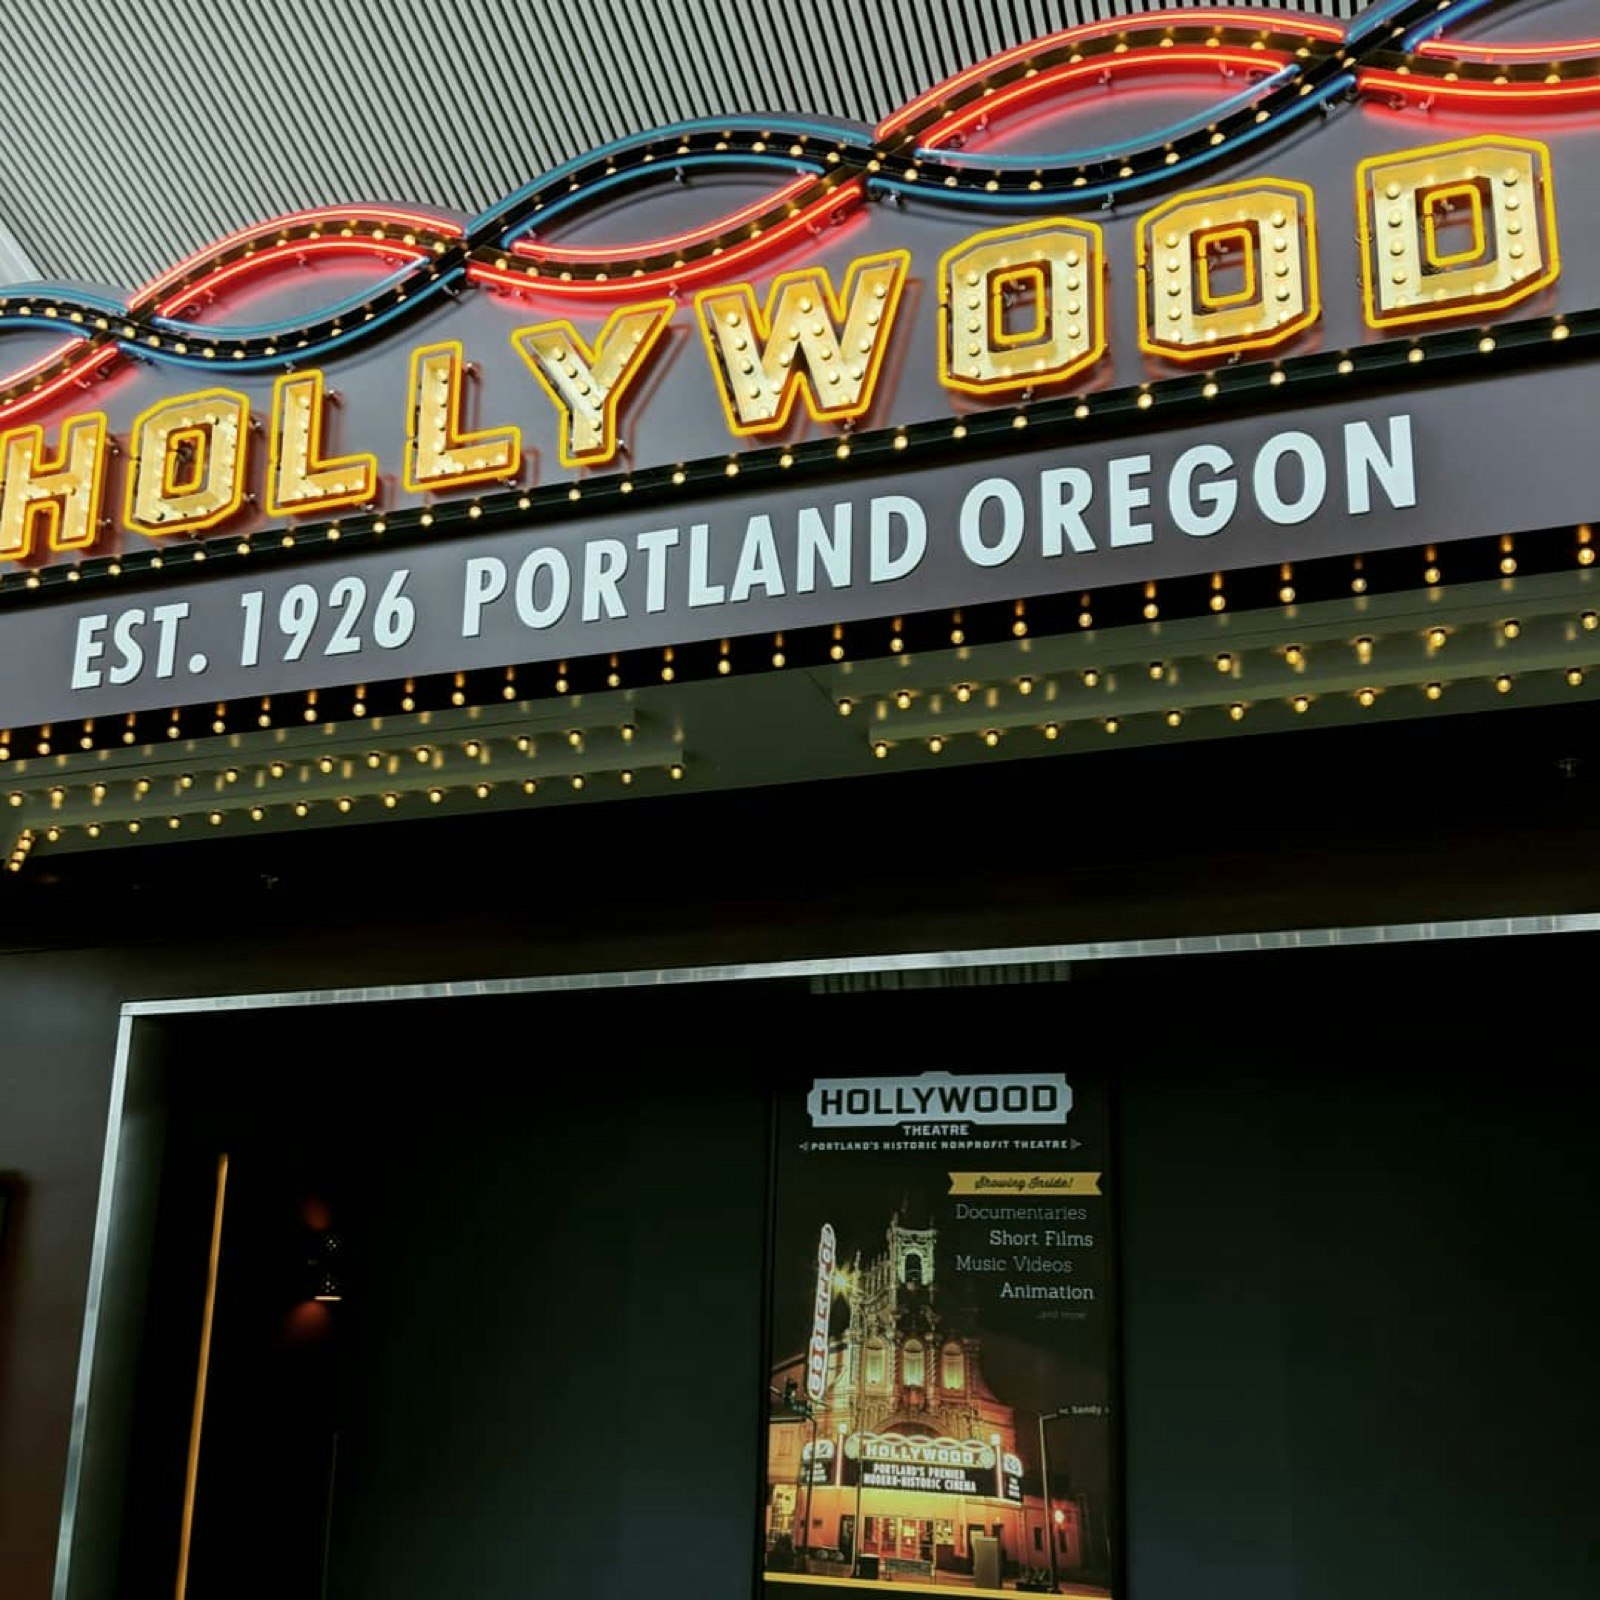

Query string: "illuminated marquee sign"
[[842, 1433, 1025, 1501], [808, 1223, 836, 1404], [0, 0, 1593, 577], [3, 0, 1600, 744]]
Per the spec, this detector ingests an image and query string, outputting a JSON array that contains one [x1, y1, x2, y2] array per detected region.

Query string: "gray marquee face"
[[8, 359, 1599, 731], [2, 0, 1598, 733]]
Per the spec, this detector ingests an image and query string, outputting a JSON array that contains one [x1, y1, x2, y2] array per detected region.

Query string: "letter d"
[[870, 495, 925, 583]]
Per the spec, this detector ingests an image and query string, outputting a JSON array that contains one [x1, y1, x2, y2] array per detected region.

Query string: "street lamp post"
[[1037, 1412, 1059, 1594], [800, 1410, 819, 1561], [851, 1429, 868, 1578]]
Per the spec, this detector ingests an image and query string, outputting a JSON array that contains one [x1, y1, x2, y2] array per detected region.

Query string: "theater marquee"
[[1, 0, 1597, 834]]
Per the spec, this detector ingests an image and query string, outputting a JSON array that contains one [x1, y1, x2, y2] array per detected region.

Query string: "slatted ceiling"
[[0, 0, 1363, 290]]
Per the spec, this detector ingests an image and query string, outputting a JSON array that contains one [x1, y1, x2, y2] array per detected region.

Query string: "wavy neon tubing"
[[1347, 0, 1450, 48], [470, 181, 863, 300], [131, 207, 460, 308], [112, 267, 467, 374], [474, 115, 862, 240], [1400, 0, 1499, 49], [0, 286, 134, 319], [490, 156, 844, 258], [0, 0, 1584, 399], [924, 63, 1298, 165], [0, 340, 85, 387], [1419, 37, 1600, 61], [0, 316, 100, 342], [0, 348, 118, 421], [513, 176, 818, 262], [878, 8, 1346, 139], [918, 50, 1295, 156], [153, 249, 429, 333], [1361, 67, 1600, 107], [875, 70, 1355, 209]]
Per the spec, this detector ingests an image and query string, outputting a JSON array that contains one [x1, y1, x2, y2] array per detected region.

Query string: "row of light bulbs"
[[861, 662, 1600, 758], [6, 726, 644, 811], [4, 760, 688, 869], [1, 560, 1583, 763], [834, 609, 1600, 719]]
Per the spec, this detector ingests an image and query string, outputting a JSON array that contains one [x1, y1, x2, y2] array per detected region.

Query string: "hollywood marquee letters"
[[0, 136, 1560, 566]]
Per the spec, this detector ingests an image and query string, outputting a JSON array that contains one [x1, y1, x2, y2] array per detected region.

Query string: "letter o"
[[960, 478, 1026, 567], [514, 547, 571, 628], [1253, 432, 1328, 526]]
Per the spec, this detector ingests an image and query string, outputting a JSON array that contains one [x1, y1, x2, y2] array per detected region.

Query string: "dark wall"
[[4, 704, 1600, 1600]]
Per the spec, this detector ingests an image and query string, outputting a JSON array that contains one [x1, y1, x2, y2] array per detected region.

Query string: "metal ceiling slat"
[[424, 2, 511, 206], [267, 3, 393, 207], [544, 14, 618, 162], [0, 0, 1365, 289], [483, 0, 557, 189], [605, 4, 677, 135]]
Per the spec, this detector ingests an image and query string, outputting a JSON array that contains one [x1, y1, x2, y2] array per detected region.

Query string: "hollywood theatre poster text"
[[763, 1071, 1116, 1598]]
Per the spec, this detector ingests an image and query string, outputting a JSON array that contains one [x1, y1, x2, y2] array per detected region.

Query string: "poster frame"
[[50, 908, 1600, 1600]]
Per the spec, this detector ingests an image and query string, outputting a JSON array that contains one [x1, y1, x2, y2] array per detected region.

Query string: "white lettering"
[[960, 477, 1025, 568], [1108, 455, 1153, 546], [870, 495, 925, 583], [514, 548, 570, 629], [729, 514, 785, 603], [150, 603, 189, 679], [1255, 431, 1327, 525], [688, 522, 725, 607], [635, 527, 679, 614], [1041, 468, 1095, 555], [461, 556, 507, 638], [582, 538, 628, 621], [1168, 445, 1237, 538], [71, 614, 108, 690], [109, 609, 145, 686], [1345, 415, 1416, 515], [797, 504, 851, 594]]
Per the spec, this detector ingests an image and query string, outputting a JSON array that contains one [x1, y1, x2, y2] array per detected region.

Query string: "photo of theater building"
[[768, 1212, 1090, 1588], [0, 5, 1597, 1600]]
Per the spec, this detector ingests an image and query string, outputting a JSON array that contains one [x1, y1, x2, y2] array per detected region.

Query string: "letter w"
[[696, 251, 909, 436]]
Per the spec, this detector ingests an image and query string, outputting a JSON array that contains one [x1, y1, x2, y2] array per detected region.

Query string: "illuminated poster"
[[762, 1071, 1116, 1598]]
